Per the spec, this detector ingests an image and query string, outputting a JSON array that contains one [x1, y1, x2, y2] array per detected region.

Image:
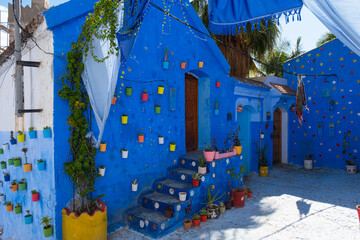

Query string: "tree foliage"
[[316, 32, 336, 47]]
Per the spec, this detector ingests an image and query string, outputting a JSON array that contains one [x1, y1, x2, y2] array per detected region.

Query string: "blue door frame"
[[237, 107, 251, 175]]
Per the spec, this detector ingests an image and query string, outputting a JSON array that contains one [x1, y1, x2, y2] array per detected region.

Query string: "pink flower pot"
[[203, 150, 215, 162], [32, 193, 39, 202]]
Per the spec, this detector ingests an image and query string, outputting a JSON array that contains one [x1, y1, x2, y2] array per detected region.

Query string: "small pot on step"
[[192, 214, 200, 226], [179, 191, 187, 202], [183, 219, 192, 230]]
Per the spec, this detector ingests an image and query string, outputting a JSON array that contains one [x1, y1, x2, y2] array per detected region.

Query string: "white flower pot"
[[179, 192, 187, 202], [260, 133, 265, 139], [2, 144, 8, 151], [132, 183, 138, 192], [122, 150, 128, 159], [158, 137, 164, 144], [198, 166, 207, 175], [304, 159, 313, 170], [0, 195, 4, 202], [346, 164, 357, 174], [99, 168, 106, 176]]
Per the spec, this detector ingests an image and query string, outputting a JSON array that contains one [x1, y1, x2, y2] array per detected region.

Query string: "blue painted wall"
[[284, 39, 360, 170]]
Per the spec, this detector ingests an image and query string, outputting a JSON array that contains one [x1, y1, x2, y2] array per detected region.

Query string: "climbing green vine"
[[58, 0, 120, 213]]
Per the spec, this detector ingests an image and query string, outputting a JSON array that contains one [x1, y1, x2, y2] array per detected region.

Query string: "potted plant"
[[3, 172, 10, 182], [155, 104, 161, 114], [164, 206, 174, 218], [138, 128, 144, 143], [163, 47, 170, 69], [219, 201, 226, 214], [99, 142, 106, 152], [10, 179, 18, 191], [8, 158, 14, 166], [329, 99, 335, 111], [343, 131, 357, 174], [43, 126, 52, 138], [198, 157, 207, 174], [0, 148, 3, 154], [1, 161, 6, 169], [214, 101, 219, 115], [141, 89, 148, 101], [17, 131, 25, 142], [125, 87, 132, 96], [304, 154, 314, 170], [225, 196, 232, 209], [231, 126, 242, 155], [192, 213, 200, 226], [169, 142, 176, 152], [246, 187, 253, 198], [14, 202, 22, 214], [180, 61, 186, 69], [216, 81, 221, 88], [266, 112, 271, 121], [121, 114, 128, 124], [2, 143, 9, 151], [131, 179, 138, 192], [29, 127, 37, 139], [0, 180, 2, 188], [227, 112, 232, 121], [183, 200, 192, 229], [158, 85, 164, 94], [4, 201, 12, 212], [22, 147, 32, 172], [19, 178, 27, 191], [200, 208, 207, 222], [192, 173, 201, 187], [237, 104, 243, 112], [0, 193, 4, 202], [10, 131, 17, 145], [24, 210, 33, 224], [13, 157, 21, 167], [229, 165, 246, 208], [179, 191, 187, 202], [37, 159, 46, 171], [121, 149, 128, 159], [32, 190, 40, 202], [205, 187, 223, 219], [158, 135, 164, 144], [111, 96, 117, 105], [198, 61, 204, 68], [256, 141, 269, 177], [203, 137, 217, 162], [40, 216, 53, 237], [99, 166, 106, 177]]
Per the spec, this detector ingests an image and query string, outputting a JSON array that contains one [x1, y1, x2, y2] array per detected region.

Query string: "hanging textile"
[[208, 0, 303, 35], [303, 0, 360, 57], [295, 76, 308, 126]]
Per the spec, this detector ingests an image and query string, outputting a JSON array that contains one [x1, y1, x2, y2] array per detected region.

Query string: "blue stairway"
[[125, 153, 241, 238]]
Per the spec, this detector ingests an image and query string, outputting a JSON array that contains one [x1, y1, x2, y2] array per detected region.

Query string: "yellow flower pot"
[[259, 166, 269, 177], [100, 143, 106, 152], [158, 86, 164, 95], [23, 163, 32, 172], [17, 134, 25, 142], [62, 200, 107, 240], [198, 61, 204, 68], [121, 115, 128, 124], [170, 143, 176, 152], [233, 146, 243, 155]]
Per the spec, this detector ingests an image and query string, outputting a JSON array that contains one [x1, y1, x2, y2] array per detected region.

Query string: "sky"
[[0, 0, 330, 53]]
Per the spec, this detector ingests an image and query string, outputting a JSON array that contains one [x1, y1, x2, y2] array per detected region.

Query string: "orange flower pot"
[[23, 163, 32, 172], [138, 135, 144, 143], [111, 97, 117, 105], [11, 184, 18, 191], [180, 62, 186, 69], [193, 219, 200, 226], [6, 204, 13, 212], [99, 143, 106, 152], [198, 61, 204, 68]]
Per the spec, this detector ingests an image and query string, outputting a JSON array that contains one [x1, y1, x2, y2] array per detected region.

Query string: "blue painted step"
[[153, 178, 199, 197], [167, 166, 197, 184]]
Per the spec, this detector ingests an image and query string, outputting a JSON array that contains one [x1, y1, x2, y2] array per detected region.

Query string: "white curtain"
[[304, 0, 360, 56], [81, 2, 124, 148]]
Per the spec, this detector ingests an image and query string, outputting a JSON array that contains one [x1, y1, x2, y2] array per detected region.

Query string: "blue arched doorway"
[[237, 107, 251, 175]]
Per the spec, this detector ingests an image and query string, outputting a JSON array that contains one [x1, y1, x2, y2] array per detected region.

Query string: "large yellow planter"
[[233, 146, 243, 155], [62, 200, 107, 240], [259, 166, 269, 177]]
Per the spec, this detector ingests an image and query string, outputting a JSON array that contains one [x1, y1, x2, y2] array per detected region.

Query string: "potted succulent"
[[14, 202, 22, 214], [214, 101, 219, 115], [22, 147, 32, 172], [121, 149, 128, 159], [192, 213, 200, 226], [32, 190, 40, 202], [164, 206, 174, 218], [138, 129, 144, 143], [99, 166, 106, 177], [256, 141, 269, 177], [343, 131, 357, 174], [10, 131, 17, 145], [205, 187, 223, 219], [43, 126, 52, 138], [192, 173, 201, 187], [99, 142, 106, 152], [158, 85, 164, 94], [4, 201, 13, 212], [1, 161, 6, 169], [10, 179, 18, 191], [219, 201, 226, 214], [37, 159, 46, 171], [141, 89, 148, 101], [131, 179, 138, 192], [229, 165, 246, 208], [3, 172, 10, 182], [169, 142, 176, 152], [329, 99, 335, 111], [19, 178, 27, 191], [180, 61, 186, 69], [231, 126, 242, 155], [155, 104, 161, 114], [183, 200, 192, 229], [198, 157, 207, 174], [237, 104, 243, 112], [24, 210, 33, 224], [163, 47, 170, 69], [200, 208, 207, 222], [158, 135, 164, 144], [0, 193, 4, 202], [111, 96, 117, 105], [304, 154, 314, 170], [179, 191, 187, 202], [29, 127, 37, 139], [13, 157, 21, 167], [227, 112, 232, 121], [246, 187, 253, 198], [40, 216, 53, 237], [125, 87, 132, 96], [121, 115, 128, 124], [0, 148, 3, 154], [17, 131, 25, 142]]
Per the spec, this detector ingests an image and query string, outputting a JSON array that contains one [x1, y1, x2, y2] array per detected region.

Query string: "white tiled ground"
[[109, 165, 360, 240]]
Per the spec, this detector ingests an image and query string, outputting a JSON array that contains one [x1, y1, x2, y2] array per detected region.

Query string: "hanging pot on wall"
[[198, 61, 204, 68], [99, 166, 106, 176], [170, 142, 176, 152], [121, 115, 128, 124], [37, 160, 46, 171], [179, 192, 187, 201], [125, 87, 132, 96], [158, 136, 164, 144], [43, 128, 52, 138], [237, 105, 243, 112], [99, 142, 106, 152], [155, 105, 161, 114], [216, 81, 221, 88], [29, 131, 37, 139], [121, 150, 128, 159], [23, 163, 32, 172], [180, 61, 186, 69], [157, 86, 164, 95], [141, 91, 148, 101], [163, 61, 169, 69], [111, 97, 117, 105], [214, 109, 219, 115], [138, 134, 144, 143]]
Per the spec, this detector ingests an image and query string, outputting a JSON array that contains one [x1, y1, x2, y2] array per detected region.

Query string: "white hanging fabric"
[[81, 2, 124, 148]]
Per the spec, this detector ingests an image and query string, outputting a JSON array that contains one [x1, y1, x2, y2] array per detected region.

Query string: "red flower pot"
[[138, 135, 144, 143], [192, 179, 200, 187], [111, 97, 116, 105], [231, 188, 245, 208], [200, 215, 207, 222], [181, 62, 186, 69], [357, 205, 360, 223], [193, 219, 200, 226], [247, 192, 252, 198], [216, 81, 221, 88], [141, 93, 148, 101], [32, 192, 40, 202]]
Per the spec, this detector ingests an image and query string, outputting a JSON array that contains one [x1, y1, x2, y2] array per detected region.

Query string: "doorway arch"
[[273, 106, 288, 164]]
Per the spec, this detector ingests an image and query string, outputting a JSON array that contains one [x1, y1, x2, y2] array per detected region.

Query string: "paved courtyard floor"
[[109, 165, 360, 240]]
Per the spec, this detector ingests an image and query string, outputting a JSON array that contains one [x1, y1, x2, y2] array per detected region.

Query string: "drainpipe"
[[14, 0, 24, 117]]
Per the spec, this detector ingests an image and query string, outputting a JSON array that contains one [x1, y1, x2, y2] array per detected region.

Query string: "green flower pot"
[[0, 149, 3, 154], [125, 87, 132, 96], [43, 225, 53, 237], [15, 206, 22, 214], [19, 182, 27, 191], [13, 158, 21, 167], [155, 106, 161, 114], [1, 162, 6, 169], [8, 159, 14, 165]]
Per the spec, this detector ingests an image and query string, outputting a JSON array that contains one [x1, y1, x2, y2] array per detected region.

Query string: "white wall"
[[0, 20, 53, 132]]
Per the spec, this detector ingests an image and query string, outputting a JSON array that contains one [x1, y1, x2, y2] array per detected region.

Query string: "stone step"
[[153, 178, 201, 199], [167, 166, 197, 184]]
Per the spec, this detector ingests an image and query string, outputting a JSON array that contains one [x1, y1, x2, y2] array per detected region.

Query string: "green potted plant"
[[192, 213, 200, 226], [125, 86, 132, 96], [17, 131, 25, 142], [192, 173, 201, 187], [19, 178, 27, 191], [343, 131, 357, 174], [8, 158, 14, 166], [155, 104, 161, 114], [200, 208, 207, 222], [183, 200, 192, 229], [204, 187, 224, 219], [40, 216, 53, 237], [121, 149, 128, 159], [32, 189, 40, 202], [304, 154, 314, 170], [255, 141, 269, 177], [198, 157, 207, 174], [14, 202, 22, 214], [10, 179, 18, 191], [131, 179, 138, 192], [29, 126, 37, 139], [43, 126, 52, 138], [13, 157, 21, 167], [229, 165, 246, 208], [10, 131, 17, 145], [4, 201, 13, 212], [24, 210, 33, 224], [1, 161, 6, 169], [22, 147, 32, 172]]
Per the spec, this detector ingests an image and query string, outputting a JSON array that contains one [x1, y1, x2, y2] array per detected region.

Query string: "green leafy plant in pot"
[[343, 131, 357, 174], [40, 216, 53, 237], [229, 165, 246, 208], [198, 157, 207, 174], [203, 187, 224, 219]]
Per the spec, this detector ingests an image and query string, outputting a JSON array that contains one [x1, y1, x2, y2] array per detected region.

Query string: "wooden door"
[[185, 74, 198, 151], [273, 108, 282, 164]]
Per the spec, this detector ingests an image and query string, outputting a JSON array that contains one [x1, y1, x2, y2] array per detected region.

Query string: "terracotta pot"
[[11, 184, 18, 192], [192, 219, 200, 226], [138, 135, 144, 143], [200, 215, 207, 222], [247, 192, 252, 198], [111, 97, 116, 105], [192, 179, 200, 187], [180, 62, 186, 69], [183, 219, 192, 229], [141, 93, 148, 101], [32, 192, 40, 202], [203, 150, 215, 162], [23, 163, 32, 172], [225, 201, 232, 210], [231, 188, 245, 208]]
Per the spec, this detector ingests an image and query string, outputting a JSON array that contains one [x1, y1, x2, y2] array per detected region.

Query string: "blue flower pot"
[[4, 175, 10, 182], [29, 131, 37, 139], [24, 215, 33, 224], [227, 114, 232, 121], [43, 129, 52, 139], [266, 115, 271, 121], [163, 61, 169, 69], [257, 106, 262, 112], [214, 109, 219, 115], [37, 161, 46, 171], [10, 139, 17, 145]]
